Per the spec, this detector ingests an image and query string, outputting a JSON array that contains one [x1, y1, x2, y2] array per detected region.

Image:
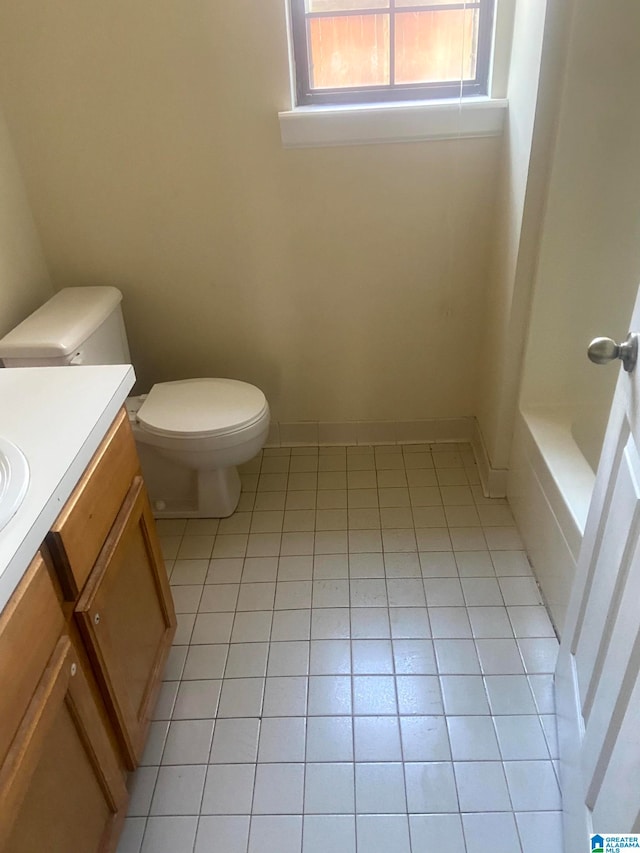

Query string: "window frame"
[[290, 0, 496, 107]]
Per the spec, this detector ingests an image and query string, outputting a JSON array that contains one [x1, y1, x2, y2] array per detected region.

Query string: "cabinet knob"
[[94, 612, 101, 625], [70, 663, 77, 677]]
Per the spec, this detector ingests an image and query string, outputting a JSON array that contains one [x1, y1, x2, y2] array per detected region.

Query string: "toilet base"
[[135, 441, 243, 518]]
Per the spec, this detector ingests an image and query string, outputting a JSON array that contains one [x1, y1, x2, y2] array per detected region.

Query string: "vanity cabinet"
[[0, 406, 176, 852], [75, 473, 175, 769], [0, 634, 127, 853]]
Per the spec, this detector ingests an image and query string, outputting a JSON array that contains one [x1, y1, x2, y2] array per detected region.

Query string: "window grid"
[[291, 0, 494, 106]]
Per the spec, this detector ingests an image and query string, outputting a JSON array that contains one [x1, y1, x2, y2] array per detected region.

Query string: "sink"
[[0, 437, 29, 531]]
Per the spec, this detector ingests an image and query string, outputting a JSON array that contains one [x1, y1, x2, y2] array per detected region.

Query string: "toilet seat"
[[136, 378, 269, 439]]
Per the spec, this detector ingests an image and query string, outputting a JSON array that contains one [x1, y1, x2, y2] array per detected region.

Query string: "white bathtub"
[[507, 404, 608, 636]]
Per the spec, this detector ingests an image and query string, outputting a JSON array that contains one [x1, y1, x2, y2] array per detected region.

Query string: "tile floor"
[[118, 443, 563, 853]]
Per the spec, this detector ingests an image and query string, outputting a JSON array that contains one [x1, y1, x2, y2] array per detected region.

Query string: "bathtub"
[[507, 404, 608, 636]]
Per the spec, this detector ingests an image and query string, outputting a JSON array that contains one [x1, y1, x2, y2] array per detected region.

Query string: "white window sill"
[[278, 97, 508, 149]]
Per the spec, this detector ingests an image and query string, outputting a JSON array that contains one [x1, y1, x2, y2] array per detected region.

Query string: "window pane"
[[309, 15, 390, 89], [397, 0, 478, 8], [394, 10, 478, 85], [306, 0, 389, 11]]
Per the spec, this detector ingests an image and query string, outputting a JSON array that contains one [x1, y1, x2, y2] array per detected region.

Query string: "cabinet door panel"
[[76, 476, 176, 768], [47, 410, 139, 597], [0, 550, 64, 767], [0, 636, 127, 853]]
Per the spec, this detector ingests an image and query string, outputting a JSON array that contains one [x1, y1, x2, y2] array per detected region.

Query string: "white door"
[[556, 289, 640, 852]]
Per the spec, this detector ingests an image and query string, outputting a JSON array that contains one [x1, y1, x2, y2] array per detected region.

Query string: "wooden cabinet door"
[[75, 475, 176, 769], [0, 635, 128, 853]]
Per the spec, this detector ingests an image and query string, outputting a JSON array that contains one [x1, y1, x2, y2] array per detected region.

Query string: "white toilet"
[[0, 286, 270, 517]]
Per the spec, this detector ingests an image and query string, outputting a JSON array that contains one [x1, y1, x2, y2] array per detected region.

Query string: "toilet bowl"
[[0, 287, 271, 518], [127, 378, 270, 517]]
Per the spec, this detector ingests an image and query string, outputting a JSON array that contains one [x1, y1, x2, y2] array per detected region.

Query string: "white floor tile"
[[305, 716, 353, 762], [309, 639, 351, 674], [311, 607, 351, 639], [262, 676, 308, 717], [467, 606, 514, 639], [352, 639, 394, 674], [453, 761, 511, 811], [116, 817, 145, 853], [201, 764, 256, 814], [126, 448, 560, 853], [446, 716, 501, 761], [278, 556, 313, 581], [353, 675, 397, 714], [396, 675, 444, 715], [504, 760, 561, 810], [475, 639, 525, 675], [409, 814, 466, 853], [440, 675, 490, 715], [399, 715, 450, 761], [276, 580, 313, 609], [302, 816, 356, 853], [150, 765, 207, 815], [127, 766, 159, 817], [428, 607, 473, 639], [191, 612, 234, 645], [389, 607, 431, 639], [140, 721, 170, 767], [313, 554, 349, 579], [224, 642, 269, 678], [484, 675, 537, 715], [172, 680, 222, 720], [518, 638, 559, 673], [162, 719, 214, 765], [307, 675, 352, 715], [230, 611, 273, 643], [424, 578, 464, 607], [405, 762, 458, 813], [210, 717, 260, 763], [271, 609, 311, 641], [434, 639, 481, 674], [267, 641, 310, 676], [356, 815, 411, 853], [516, 811, 563, 853], [194, 816, 250, 853], [461, 812, 521, 853], [493, 715, 550, 760], [141, 817, 198, 853], [182, 644, 228, 681], [355, 763, 407, 813], [217, 678, 264, 718], [258, 717, 306, 762], [312, 579, 349, 608], [248, 815, 303, 853], [252, 763, 305, 814], [303, 763, 355, 813], [354, 716, 402, 761]]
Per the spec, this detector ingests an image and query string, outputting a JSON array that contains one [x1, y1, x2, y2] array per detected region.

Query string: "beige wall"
[[477, 0, 565, 470], [0, 104, 52, 338], [0, 0, 500, 422], [521, 0, 640, 414]]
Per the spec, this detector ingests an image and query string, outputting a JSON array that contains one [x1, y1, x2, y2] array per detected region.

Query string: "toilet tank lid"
[[0, 286, 123, 358], [137, 378, 269, 438]]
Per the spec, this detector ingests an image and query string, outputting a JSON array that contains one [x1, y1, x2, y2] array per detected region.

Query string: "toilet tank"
[[0, 286, 131, 367]]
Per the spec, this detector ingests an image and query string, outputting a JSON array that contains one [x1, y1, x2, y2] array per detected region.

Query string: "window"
[[290, 0, 495, 106]]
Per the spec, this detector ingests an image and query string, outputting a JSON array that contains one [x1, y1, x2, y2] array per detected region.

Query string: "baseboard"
[[266, 418, 475, 448], [471, 417, 508, 498]]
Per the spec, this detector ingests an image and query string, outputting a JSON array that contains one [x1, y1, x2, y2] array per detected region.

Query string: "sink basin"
[[0, 437, 29, 531]]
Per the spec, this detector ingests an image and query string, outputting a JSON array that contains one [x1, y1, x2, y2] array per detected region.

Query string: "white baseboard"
[[266, 418, 475, 448], [471, 418, 508, 498]]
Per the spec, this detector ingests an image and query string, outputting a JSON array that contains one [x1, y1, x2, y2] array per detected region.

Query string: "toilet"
[[0, 286, 270, 517]]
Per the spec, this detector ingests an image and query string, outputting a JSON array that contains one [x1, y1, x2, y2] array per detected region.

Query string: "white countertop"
[[0, 365, 135, 611]]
